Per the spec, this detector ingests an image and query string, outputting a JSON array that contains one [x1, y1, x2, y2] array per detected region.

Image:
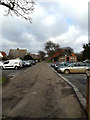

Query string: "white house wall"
[[0, 53, 3, 57]]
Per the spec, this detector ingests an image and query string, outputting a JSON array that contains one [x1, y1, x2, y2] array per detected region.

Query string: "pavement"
[[2, 62, 87, 119]]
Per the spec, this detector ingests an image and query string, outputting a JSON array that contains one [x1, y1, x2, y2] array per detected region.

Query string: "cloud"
[[0, 0, 89, 55], [48, 25, 88, 52]]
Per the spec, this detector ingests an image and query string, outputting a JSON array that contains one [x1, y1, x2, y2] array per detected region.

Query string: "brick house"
[[9, 48, 27, 59], [52, 49, 77, 62]]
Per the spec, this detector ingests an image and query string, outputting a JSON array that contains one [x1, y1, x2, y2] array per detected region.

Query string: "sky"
[[0, 0, 89, 55]]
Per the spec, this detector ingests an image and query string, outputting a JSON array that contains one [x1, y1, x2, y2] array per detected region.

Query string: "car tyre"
[[15, 66, 18, 70], [64, 70, 70, 75], [85, 69, 89, 75], [0, 66, 3, 70]]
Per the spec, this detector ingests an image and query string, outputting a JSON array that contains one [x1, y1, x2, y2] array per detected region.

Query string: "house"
[[27, 52, 31, 56], [52, 49, 77, 62], [31, 54, 40, 60], [0, 51, 7, 58], [9, 48, 27, 59]]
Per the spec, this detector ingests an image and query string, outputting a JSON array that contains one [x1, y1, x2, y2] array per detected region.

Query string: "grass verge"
[[0, 76, 7, 84], [46, 60, 53, 63]]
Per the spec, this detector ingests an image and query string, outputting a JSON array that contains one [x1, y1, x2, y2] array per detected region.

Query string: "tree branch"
[[0, 1, 15, 10]]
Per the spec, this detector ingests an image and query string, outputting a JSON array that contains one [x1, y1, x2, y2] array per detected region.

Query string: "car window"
[[79, 63, 84, 66], [73, 64, 78, 67], [15, 62, 18, 64], [86, 63, 90, 66], [68, 64, 72, 67], [4, 61, 9, 64]]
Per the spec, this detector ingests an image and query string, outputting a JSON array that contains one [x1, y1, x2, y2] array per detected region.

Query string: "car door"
[[70, 64, 79, 73], [79, 63, 86, 73], [3, 61, 10, 68]]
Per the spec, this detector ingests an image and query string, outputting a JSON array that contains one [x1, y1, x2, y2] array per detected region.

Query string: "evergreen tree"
[[82, 42, 90, 60]]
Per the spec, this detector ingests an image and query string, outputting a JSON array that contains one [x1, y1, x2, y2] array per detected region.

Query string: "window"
[[4, 61, 9, 64], [71, 57, 75, 60], [15, 62, 18, 64], [60, 57, 65, 60]]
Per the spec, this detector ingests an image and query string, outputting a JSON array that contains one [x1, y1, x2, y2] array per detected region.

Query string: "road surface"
[[1, 66, 31, 80], [62, 74, 87, 99]]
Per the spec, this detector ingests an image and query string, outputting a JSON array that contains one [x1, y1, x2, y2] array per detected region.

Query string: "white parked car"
[[0, 61, 3, 66], [0, 59, 23, 70]]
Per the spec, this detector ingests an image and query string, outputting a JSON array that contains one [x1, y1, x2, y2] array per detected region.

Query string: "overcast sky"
[[0, 0, 89, 55]]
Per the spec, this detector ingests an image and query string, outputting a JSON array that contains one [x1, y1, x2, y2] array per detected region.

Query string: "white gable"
[[0, 53, 3, 57]]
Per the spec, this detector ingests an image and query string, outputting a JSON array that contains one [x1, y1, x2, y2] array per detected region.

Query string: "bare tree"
[[45, 41, 60, 53], [44, 41, 60, 59], [38, 51, 45, 61], [0, 0, 36, 23]]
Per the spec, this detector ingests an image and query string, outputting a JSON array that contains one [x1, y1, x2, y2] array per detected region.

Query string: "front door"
[[67, 57, 69, 61], [54, 57, 58, 62]]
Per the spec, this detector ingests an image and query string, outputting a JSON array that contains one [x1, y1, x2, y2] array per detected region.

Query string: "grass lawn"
[[0, 76, 7, 84], [46, 60, 53, 63]]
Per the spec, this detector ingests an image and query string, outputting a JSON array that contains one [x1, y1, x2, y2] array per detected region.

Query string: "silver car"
[[59, 63, 90, 74]]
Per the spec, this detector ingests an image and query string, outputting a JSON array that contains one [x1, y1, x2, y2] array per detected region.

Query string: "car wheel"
[[15, 66, 18, 70], [0, 66, 3, 70], [85, 70, 89, 75], [64, 70, 70, 75]]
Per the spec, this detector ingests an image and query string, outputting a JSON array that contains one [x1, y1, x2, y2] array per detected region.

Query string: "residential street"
[[2, 62, 87, 119]]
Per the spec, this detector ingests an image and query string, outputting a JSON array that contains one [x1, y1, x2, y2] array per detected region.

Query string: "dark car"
[[22, 61, 27, 67], [51, 63, 55, 67]]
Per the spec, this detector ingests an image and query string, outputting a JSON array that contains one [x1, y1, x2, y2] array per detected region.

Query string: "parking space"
[[49, 63, 88, 99], [61, 73, 87, 99], [1, 65, 35, 81], [0, 59, 37, 81]]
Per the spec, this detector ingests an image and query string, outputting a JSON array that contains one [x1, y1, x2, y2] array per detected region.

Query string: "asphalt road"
[[2, 63, 86, 119], [61, 73, 87, 99], [1, 66, 31, 80]]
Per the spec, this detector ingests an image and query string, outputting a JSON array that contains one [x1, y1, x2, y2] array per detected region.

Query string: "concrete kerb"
[[10, 67, 31, 80], [47, 63, 86, 111]]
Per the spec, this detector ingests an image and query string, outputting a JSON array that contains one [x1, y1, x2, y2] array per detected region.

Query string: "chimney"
[[17, 48, 19, 50]]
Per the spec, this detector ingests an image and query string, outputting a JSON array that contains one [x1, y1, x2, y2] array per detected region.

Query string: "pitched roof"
[[0, 51, 7, 56], [52, 49, 76, 58], [71, 53, 76, 56], [10, 49, 27, 52], [53, 51, 60, 57], [52, 49, 66, 58]]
